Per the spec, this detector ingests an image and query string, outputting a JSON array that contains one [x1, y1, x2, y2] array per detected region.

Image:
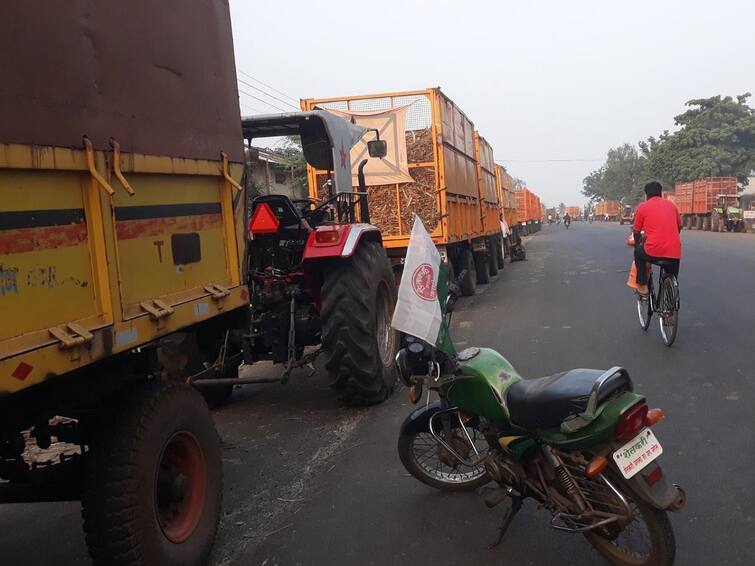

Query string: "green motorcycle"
[[396, 274, 686, 565]]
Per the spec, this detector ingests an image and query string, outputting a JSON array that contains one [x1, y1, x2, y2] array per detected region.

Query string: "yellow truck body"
[[0, 1, 247, 397], [0, 145, 246, 396]]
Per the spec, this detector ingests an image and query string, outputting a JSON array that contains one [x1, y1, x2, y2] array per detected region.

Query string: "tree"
[[276, 136, 309, 197], [558, 202, 566, 217], [512, 177, 527, 189], [581, 143, 649, 204], [640, 93, 755, 186]]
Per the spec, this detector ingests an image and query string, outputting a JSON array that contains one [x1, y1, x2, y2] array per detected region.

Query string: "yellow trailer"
[[0, 2, 247, 563], [0, 145, 246, 396], [301, 88, 506, 295]]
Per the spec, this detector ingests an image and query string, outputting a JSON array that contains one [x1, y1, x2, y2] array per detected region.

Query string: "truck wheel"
[[321, 240, 398, 405], [495, 235, 505, 270], [195, 357, 238, 409], [487, 238, 499, 276], [82, 380, 222, 566], [711, 216, 720, 232], [475, 252, 490, 285], [458, 248, 476, 297]]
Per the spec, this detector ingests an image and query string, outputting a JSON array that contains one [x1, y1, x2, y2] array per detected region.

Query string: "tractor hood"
[[241, 111, 367, 193]]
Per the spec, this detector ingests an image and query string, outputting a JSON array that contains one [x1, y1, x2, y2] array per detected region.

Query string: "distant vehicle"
[[674, 177, 740, 231], [712, 194, 745, 232], [620, 205, 634, 225]]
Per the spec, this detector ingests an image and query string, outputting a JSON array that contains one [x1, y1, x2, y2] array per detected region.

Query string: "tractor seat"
[[506, 368, 630, 429]]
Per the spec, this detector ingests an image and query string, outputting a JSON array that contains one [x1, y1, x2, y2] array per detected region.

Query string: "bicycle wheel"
[[659, 275, 680, 346], [637, 273, 653, 331]]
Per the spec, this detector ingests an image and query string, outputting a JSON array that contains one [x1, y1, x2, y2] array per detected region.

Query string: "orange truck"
[[514, 188, 542, 234], [495, 164, 518, 231], [673, 177, 739, 231], [301, 88, 508, 295], [566, 206, 582, 219], [595, 199, 620, 220]]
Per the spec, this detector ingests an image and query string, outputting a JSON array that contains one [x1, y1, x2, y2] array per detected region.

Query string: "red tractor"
[[237, 112, 398, 404]]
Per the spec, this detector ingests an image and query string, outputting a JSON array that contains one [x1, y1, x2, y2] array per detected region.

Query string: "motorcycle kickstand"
[[489, 492, 523, 549]]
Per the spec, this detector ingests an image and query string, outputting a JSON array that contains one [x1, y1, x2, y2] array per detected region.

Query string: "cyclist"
[[633, 181, 681, 295], [564, 213, 571, 227]]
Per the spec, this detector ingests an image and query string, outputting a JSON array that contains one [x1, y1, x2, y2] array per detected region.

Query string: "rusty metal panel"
[[0, 0, 242, 162]]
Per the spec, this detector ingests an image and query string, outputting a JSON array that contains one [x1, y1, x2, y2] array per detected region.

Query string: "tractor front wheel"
[[321, 240, 398, 405]]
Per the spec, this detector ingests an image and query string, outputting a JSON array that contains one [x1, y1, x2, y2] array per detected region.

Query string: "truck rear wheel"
[[487, 238, 499, 276], [475, 251, 490, 285], [495, 235, 505, 270], [321, 240, 398, 405], [458, 248, 476, 297], [82, 380, 222, 566]]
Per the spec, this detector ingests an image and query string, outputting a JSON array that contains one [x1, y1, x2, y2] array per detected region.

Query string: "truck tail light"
[[614, 402, 648, 441], [249, 203, 279, 235], [315, 228, 341, 245]]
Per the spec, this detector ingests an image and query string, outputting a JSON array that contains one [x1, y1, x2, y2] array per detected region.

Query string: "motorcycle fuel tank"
[[445, 348, 522, 423]]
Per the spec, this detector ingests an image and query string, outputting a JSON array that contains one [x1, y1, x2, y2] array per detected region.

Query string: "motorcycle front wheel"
[[398, 423, 490, 492], [585, 487, 675, 566]]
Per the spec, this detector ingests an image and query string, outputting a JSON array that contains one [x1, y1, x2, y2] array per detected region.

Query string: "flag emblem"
[[411, 263, 437, 301]]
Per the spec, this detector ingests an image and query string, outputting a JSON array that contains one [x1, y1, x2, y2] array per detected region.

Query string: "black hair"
[[644, 181, 663, 198]]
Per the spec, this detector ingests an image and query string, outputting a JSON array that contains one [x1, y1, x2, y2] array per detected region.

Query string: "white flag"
[[391, 215, 443, 345]]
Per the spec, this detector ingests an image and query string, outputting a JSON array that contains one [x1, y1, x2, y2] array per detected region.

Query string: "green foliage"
[[278, 136, 309, 196], [640, 94, 755, 185], [512, 177, 527, 189], [582, 144, 650, 205], [584, 94, 755, 203]]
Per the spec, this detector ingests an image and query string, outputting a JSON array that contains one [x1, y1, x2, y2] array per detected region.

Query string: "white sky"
[[230, 0, 754, 207]]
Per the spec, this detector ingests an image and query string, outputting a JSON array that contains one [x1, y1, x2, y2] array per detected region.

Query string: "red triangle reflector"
[[249, 202, 280, 234]]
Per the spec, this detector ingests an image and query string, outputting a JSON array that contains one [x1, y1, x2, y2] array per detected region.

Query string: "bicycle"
[[636, 260, 680, 346]]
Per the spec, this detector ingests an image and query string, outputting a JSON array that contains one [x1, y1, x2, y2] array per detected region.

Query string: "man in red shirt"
[[633, 181, 682, 295]]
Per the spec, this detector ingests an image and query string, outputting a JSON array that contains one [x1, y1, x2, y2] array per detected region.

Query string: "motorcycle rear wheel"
[[398, 427, 490, 492], [585, 488, 675, 566]]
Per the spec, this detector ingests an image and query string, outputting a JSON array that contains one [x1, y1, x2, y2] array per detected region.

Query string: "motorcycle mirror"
[[444, 294, 456, 314], [395, 348, 414, 387]]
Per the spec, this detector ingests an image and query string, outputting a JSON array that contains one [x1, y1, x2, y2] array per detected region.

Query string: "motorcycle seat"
[[506, 368, 630, 429]]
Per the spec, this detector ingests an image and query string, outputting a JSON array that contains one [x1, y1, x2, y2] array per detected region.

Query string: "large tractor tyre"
[[711, 215, 720, 232], [475, 251, 490, 285], [487, 238, 499, 276], [457, 248, 477, 297], [321, 240, 399, 405], [82, 380, 222, 566], [702, 216, 711, 231]]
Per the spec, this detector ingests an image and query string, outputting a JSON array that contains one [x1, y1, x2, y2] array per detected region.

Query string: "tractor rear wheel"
[[321, 240, 398, 405]]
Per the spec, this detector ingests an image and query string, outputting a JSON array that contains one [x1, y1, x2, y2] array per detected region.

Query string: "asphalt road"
[[2, 221, 754, 565]]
